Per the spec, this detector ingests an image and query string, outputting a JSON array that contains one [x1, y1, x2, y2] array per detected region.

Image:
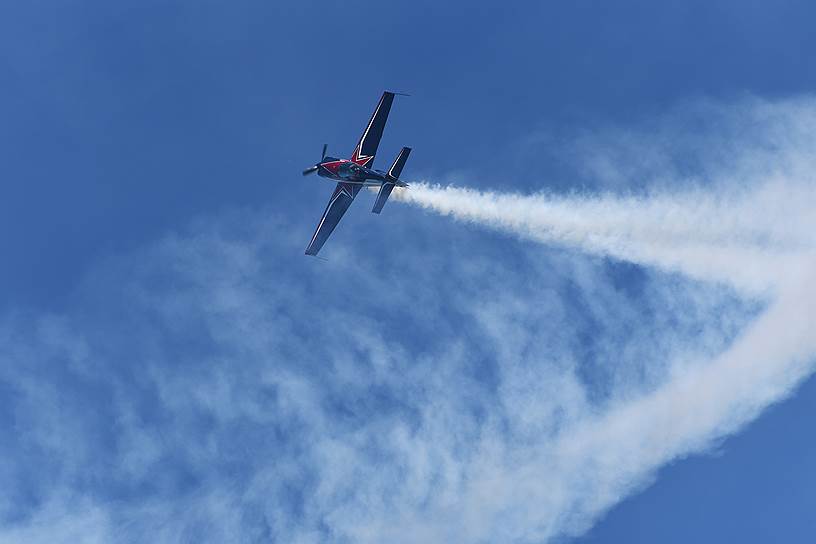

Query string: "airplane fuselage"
[[316, 157, 406, 186]]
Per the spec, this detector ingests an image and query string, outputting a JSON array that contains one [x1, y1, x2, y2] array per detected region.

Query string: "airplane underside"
[[301, 91, 412, 256]]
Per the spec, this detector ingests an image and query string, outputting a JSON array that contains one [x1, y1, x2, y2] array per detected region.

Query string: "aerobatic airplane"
[[301, 91, 411, 256]]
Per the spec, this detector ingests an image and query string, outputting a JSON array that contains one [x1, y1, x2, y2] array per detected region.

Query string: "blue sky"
[[2, 1, 816, 542]]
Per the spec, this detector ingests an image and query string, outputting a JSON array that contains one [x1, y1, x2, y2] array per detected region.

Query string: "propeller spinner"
[[302, 144, 328, 176]]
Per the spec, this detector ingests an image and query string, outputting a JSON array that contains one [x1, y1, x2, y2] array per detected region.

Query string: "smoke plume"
[[389, 97, 816, 536]]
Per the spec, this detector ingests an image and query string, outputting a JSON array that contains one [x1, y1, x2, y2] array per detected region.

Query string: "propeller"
[[302, 144, 328, 176]]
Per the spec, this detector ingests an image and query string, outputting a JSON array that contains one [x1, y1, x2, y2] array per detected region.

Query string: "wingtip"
[[305, 251, 329, 261]]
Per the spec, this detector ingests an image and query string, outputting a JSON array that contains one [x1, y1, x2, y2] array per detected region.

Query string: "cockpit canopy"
[[337, 161, 363, 180]]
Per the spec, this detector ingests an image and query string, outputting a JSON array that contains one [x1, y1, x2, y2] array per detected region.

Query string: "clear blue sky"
[[1, 1, 815, 542]]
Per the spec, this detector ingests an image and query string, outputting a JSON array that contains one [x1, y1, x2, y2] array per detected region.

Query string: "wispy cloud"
[[1, 98, 814, 543]]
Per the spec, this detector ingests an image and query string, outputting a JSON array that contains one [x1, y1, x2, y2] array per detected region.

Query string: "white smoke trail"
[[392, 181, 816, 295], [389, 112, 816, 538]]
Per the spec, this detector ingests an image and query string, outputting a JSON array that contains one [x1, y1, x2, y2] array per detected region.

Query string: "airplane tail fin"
[[387, 147, 411, 179], [373, 147, 411, 214], [372, 183, 395, 214]]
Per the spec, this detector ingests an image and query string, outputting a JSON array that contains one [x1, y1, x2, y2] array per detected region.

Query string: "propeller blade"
[[302, 166, 318, 176], [321, 143, 327, 159]]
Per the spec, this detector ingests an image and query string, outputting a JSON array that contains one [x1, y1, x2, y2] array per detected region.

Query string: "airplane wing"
[[304, 182, 361, 256], [350, 91, 397, 168]]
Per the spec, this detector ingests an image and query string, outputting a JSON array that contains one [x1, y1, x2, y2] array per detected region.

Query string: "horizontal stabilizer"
[[372, 182, 396, 214], [388, 147, 411, 179]]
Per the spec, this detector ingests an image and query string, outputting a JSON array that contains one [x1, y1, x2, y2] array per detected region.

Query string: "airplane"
[[301, 91, 411, 256]]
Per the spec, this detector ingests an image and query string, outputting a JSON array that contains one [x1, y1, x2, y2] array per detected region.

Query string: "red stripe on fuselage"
[[320, 160, 347, 174]]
